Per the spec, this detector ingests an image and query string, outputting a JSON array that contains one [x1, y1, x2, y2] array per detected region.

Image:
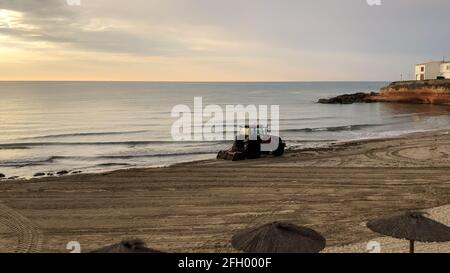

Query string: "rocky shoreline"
[[374, 79, 450, 105], [318, 92, 379, 104], [319, 79, 450, 105], [0, 170, 82, 181]]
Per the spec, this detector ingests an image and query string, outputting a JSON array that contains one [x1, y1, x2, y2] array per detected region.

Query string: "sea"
[[2, 81, 450, 179]]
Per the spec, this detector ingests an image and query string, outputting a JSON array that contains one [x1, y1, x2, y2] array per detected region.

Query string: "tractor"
[[217, 125, 285, 161]]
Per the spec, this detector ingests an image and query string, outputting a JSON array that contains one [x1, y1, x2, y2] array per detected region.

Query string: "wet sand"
[[1, 130, 450, 253]]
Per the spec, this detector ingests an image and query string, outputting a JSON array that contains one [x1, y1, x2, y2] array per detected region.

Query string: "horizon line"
[[0, 80, 391, 83]]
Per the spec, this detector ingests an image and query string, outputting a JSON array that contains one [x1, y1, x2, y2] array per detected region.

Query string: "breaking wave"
[[281, 124, 383, 133]]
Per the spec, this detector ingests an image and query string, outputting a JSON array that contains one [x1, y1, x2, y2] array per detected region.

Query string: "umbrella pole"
[[409, 240, 415, 253]]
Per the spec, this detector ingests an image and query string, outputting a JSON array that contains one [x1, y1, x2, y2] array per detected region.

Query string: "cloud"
[[0, 0, 449, 80], [0, 0, 196, 57]]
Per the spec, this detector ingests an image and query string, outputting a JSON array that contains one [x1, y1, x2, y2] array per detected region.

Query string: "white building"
[[440, 62, 450, 79], [415, 61, 450, 80]]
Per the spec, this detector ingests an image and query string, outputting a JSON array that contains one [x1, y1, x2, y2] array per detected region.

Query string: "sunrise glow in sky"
[[0, 0, 449, 81]]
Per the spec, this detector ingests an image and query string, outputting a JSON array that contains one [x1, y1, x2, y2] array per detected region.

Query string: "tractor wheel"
[[272, 137, 285, 156], [246, 139, 261, 159]]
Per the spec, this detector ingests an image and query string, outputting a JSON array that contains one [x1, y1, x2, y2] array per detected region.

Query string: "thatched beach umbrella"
[[367, 212, 450, 253], [231, 222, 326, 253], [91, 239, 163, 253]]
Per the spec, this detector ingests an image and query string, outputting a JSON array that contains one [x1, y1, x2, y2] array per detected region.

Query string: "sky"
[[0, 0, 449, 81]]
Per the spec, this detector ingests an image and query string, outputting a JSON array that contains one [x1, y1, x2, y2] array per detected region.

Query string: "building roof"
[[416, 61, 450, 66]]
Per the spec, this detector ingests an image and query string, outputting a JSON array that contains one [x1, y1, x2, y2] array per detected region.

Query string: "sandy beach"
[[324, 204, 450, 253], [1, 130, 450, 253]]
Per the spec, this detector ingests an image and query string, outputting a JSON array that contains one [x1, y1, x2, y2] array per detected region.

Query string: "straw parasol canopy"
[[231, 222, 326, 253], [91, 239, 163, 253], [367, 211, 450, 253]]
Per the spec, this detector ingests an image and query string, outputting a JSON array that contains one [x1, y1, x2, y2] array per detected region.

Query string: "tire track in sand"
[[0, 202, 43, 253]]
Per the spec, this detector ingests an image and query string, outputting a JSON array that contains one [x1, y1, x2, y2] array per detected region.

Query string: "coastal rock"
[[319, 80, 450, 105], [318, 92, 379, 104], [71, 171, 82, 175], [57, 170, 69, 176], [8, 176, 19, 180], [0, 173, 5, 178], [34, 172, 46, 177], [373, 79, 450, 105]]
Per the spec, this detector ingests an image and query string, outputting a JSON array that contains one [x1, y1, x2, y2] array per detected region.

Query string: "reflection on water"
[[379, 102, 450, 116]]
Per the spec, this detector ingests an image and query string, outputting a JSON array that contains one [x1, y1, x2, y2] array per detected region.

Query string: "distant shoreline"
[[319, 79, 450, 105]]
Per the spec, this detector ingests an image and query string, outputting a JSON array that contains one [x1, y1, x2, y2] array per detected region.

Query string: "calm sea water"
[[2, 81, 450, 178]]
